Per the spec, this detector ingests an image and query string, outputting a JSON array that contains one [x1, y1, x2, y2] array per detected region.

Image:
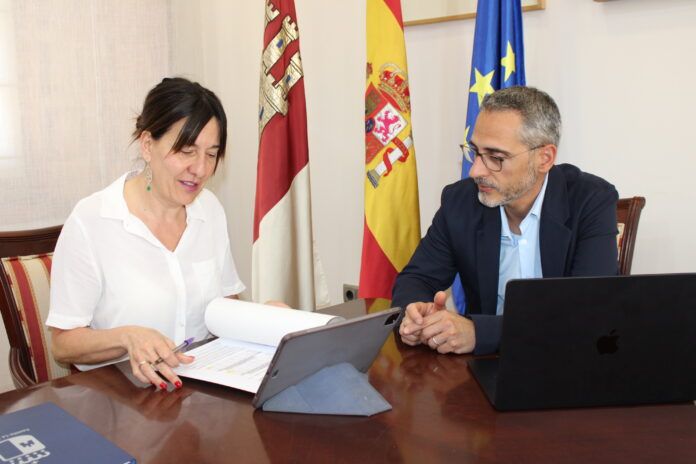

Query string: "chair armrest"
[[9, 347, 36, 389]]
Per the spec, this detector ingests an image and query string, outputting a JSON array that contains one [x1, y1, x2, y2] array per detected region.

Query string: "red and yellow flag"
[[359, 0, 420, 299]]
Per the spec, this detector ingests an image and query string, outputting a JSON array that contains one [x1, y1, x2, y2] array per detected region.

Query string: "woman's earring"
[[145, 162, 153, 192]]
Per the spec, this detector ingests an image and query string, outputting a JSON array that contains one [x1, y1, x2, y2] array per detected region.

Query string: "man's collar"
[[500, 173, 549, 238], [529, 173, 549, 219], [540, 164, 570, 225]]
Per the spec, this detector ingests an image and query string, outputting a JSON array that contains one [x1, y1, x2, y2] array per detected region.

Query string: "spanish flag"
[[359, 0, 420, 299]]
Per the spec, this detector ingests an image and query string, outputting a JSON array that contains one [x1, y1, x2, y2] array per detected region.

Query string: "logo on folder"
[[0, 434, 50, 463], [0, 403, 135, 463]]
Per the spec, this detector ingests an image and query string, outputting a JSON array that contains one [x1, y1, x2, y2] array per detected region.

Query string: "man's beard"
[[474, 159, 538, 208]]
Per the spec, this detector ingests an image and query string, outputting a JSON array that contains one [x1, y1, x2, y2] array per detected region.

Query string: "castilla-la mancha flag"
[[360, 0, 420, 299], [253, 0, 328, 311]]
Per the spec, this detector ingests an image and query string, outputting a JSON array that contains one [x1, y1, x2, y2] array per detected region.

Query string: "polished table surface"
[[1, 301, 696, 463]]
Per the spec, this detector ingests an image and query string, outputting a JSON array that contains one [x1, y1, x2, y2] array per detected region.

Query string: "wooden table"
[[1, 302, 695, 463]]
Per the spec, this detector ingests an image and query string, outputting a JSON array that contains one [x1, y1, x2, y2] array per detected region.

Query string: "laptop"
[[252, 305, 402, 407], [468, 274, 696, 411]]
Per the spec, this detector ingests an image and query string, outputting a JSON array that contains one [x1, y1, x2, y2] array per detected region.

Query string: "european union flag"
[[453, 0, 526, 314]]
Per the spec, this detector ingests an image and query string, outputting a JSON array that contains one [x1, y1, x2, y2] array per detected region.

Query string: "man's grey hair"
[[480, 86, 562, 148]]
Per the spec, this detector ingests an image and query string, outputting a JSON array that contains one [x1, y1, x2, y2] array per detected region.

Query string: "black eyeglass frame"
[[459, 142, 545, 172]]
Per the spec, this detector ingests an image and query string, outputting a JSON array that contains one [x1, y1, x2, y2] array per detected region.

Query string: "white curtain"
[[0, 0, 171, 230]]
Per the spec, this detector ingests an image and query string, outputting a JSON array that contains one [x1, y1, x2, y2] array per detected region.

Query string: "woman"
[[47, 77, 245, 390]]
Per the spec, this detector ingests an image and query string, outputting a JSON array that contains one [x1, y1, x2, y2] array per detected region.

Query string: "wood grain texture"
[[0, 330, 694, 463]]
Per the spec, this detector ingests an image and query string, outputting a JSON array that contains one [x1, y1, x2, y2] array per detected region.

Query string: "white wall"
[[4, 0, 696, 392], [169, 0, 368, 304], [171, 0, 696, 307], [521, 0, 696, 273]]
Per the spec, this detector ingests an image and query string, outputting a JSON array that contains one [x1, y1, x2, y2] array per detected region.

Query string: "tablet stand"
[[261, 362, 391, 416]]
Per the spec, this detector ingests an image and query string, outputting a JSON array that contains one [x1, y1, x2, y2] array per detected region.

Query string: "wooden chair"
[[0, 225, 70, 388], [616, 197, 646, 275]]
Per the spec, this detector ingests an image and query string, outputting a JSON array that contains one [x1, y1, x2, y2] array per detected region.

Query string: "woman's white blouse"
[[46, 172, 245, 369]]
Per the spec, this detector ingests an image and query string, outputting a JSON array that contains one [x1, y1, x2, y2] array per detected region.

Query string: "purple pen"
[[153, 337, 195, 365], [173, 337, 195, 354]]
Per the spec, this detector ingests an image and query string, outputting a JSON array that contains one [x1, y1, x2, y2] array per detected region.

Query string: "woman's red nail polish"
[[175, 381, 182, 389], [160, 383, 167, 390]]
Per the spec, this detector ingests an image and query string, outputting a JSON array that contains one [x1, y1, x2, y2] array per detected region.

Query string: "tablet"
[[252, 306, 402, 408]]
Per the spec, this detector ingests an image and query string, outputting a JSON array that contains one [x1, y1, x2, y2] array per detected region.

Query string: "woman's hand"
[[121, 326, 194, 389]]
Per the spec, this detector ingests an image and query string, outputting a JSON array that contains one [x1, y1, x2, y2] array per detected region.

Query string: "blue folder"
[[0, 402, 135, 463]]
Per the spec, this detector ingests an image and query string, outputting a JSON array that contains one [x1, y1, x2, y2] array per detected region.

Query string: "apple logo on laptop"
[[596, 329, 619, 355]]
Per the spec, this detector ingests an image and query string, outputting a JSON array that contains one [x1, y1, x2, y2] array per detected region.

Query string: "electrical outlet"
[[343, 284, 359, 302]]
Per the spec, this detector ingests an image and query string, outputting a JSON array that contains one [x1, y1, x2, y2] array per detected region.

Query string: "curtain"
[[0, 0, 171, 230]]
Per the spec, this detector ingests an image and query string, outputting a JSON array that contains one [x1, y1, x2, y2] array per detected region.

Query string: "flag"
[[360, 0, 420, 299], [253, 0, 329, 311], [452, 0, 527, 313]]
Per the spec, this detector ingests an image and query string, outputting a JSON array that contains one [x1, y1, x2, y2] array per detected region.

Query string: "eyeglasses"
[[459, 143, 544, 172]]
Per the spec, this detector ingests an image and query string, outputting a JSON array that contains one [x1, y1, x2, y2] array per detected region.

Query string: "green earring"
[[145, 162, 153, 192]]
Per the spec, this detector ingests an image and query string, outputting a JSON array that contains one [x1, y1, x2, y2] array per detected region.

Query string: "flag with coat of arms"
[[359, 0, 420, 300], [253, 0, 329, 311], [452, 0, 527, 314]]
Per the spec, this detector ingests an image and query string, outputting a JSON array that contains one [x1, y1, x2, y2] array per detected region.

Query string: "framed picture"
[[403, 0, 546, 26]]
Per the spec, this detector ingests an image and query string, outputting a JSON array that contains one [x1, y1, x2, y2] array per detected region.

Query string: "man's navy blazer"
[[392, 163, 619, 354]]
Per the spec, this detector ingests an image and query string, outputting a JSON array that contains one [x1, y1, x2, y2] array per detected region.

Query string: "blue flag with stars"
[[452, 0, 526, 314]]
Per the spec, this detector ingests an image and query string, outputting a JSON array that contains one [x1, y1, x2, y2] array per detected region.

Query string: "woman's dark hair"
[[133, 77, 227, 165]]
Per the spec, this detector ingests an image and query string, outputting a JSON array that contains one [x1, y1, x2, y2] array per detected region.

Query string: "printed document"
[[174, 299, 342, 393]]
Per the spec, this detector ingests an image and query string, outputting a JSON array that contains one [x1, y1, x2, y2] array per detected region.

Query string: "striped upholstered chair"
[[0, 225, 71, 388]]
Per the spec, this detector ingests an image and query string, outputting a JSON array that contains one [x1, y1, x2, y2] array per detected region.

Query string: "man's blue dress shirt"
[[496, 174, 548, 315]]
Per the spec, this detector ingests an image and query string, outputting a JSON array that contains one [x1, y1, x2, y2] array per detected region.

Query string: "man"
[[392, 86, 618, 355]]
